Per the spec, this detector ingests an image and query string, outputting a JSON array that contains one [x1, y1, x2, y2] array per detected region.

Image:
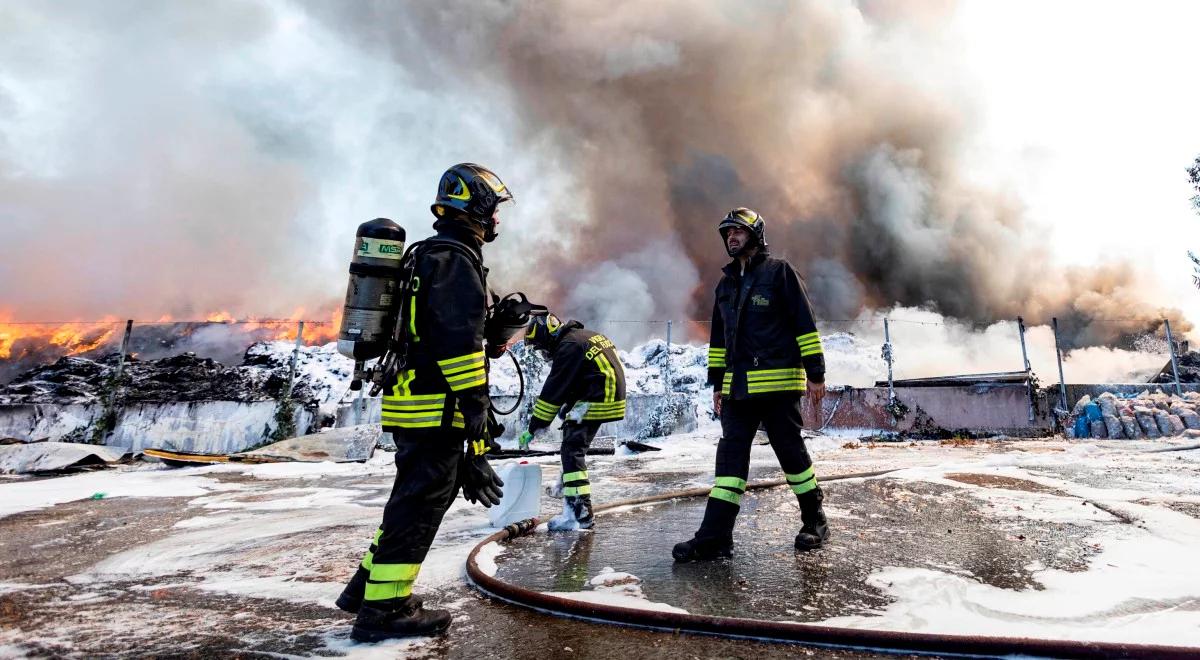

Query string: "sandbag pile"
[[1066, 391, 1200, 439]]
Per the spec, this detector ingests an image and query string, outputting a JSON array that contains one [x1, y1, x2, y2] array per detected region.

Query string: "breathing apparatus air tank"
[[337, 218, 407, 366]]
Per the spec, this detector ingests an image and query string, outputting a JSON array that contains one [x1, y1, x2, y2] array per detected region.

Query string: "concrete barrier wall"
[[334, 393, 699, 443], [820, 384, 1054, 437], [0, 401, 314, 454]]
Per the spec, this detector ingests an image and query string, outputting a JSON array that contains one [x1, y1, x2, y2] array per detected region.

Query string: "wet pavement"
[[494, 477, 1105, 622], [0, 436, 1195, 658]]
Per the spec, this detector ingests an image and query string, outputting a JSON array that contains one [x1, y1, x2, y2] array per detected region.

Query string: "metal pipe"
[[1017, 317, 1034, 423], [664, 320, 673, 395], [1164, 319, 1182, 396], [882, 317, 894, 406], [464, 470, 1193, 659], [1052, 317, 1069, 418], [114, 319, 133, 385], [284, 321, 305, 400]]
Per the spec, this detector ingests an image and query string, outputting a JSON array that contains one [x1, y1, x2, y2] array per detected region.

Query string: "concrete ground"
[[0, 432, 1198, 658]]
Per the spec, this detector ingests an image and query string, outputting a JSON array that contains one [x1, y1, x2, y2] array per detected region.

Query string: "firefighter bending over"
[[337, 164, 511, 641], [673, 207, 829, 562], [518, 313, 627, 531]]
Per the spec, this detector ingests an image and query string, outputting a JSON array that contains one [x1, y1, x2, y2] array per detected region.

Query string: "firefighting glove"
[[517, 431, 533, 450], [460, 439, 504, 507], [457, 388, 492, 446]]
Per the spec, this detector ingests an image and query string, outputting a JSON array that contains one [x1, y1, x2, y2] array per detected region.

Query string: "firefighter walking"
[[336, 163, 511, 640], [673, 207, 829, 562], [518, 313, 626, 531]]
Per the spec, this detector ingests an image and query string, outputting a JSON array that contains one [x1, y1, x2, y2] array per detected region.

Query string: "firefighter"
[[517, 312, 626, 531], [673, 207, 828, 563], [336, 163, 511, 641]]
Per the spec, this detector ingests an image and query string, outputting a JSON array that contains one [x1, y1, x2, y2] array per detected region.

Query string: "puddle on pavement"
[[494, 478, 1103, 622]]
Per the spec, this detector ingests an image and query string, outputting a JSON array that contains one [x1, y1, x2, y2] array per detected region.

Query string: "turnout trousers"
[[559, 421, 602, 498], [353, 428, 463, 607], [695, 393, 819, 542]]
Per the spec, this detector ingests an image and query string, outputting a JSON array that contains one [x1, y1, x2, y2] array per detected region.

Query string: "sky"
[[0, 0, 1197, 345], [952, 1, 1200, 326]]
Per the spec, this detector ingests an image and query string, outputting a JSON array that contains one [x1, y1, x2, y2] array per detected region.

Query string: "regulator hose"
[[490, 349, 525, 416]]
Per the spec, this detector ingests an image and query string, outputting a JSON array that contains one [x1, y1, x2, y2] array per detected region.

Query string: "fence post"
[[664, 320, 673, 395], [882, 317, 895, 407], [1051, 317, 1069, 417], [285, 321, 305, 400], [1017, 316, 1034, 423], [1164, 318, 1182, 396], [101, 319, 134, 444], [114, 319, 133, 385]]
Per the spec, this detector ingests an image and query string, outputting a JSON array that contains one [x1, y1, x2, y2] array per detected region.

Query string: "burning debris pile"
[[0, 319, 338, 385], [1, 340, 354, 428], [1067, 391, 1200, 440], [1151, 351, 1200, 384]]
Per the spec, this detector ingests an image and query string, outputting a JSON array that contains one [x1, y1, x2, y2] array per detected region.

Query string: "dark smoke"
[[0, 0, 1189, 352]]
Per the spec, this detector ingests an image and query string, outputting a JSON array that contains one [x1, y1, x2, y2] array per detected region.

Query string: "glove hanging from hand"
[[517, 430, 533, 450], [460, 428, 504, 508]]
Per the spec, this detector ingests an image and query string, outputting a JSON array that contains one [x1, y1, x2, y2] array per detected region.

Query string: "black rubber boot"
[[794, 487, 829, 551], [672, 535, 733, 563], [336, 568, 422, 615], [350, 599, 450, 642]]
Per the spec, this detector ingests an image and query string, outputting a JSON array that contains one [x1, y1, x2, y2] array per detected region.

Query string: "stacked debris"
[[0, 343, 337, 406], [1150, 351, 1200, 384], [1066, 391, 1200, 439]]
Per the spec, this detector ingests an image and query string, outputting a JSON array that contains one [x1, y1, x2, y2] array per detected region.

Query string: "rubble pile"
[[0, 344, 336, 406], [1151, 351, 1200, 384], [1066, 390, 1200, 439]]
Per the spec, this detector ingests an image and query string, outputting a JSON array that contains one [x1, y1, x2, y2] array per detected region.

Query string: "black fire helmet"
[[430, 163, 513, 242], [718, 207, 768, 249]]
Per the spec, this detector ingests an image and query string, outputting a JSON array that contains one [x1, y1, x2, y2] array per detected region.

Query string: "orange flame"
[[0, 304, 341, 364]]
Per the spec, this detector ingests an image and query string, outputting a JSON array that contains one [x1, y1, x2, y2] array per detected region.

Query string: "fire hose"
[[465, 470, 1196, 659]]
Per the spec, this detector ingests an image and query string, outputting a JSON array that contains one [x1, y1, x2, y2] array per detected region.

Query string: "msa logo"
[[377, 243, 403, 254], [751, 294, 770, 307]]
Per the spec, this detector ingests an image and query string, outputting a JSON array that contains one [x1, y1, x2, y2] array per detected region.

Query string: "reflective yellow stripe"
[[721, 371, 732, 396], [562, 470, 588, 483], [714, 476, 746, 490], [709, 487, 742, 505], [381, 412, 444, 427], [360, 550, 374, 571], [364, 580, 413, 601], [370, 562, 421, 581], [791, 478, 818, 494], [445, 368, 486, 384], [381, 393, 445, 408], [563, 484, 592, 496], [446, 370, 487, 391], [797, 332, 823, 356], [786, 468, 814, 484], [595, 353, 617, 402], [533, 398, 559, 421], [708, 347, 726, 367], [747, 381, 806, 394], [437, 351, 485, 371], [747, 368, 804, 380], [582, 402, 626, 420]]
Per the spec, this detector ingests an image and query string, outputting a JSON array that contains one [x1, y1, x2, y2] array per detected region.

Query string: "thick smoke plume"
[[0, 0, 1189, 358]]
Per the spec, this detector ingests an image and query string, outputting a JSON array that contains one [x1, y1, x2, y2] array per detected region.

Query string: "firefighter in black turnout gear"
[[519, 313, 626, 531], [673, 208, 829, 563], [337, 163, 512, 641]]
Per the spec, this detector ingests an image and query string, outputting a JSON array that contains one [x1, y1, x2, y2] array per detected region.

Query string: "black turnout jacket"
[[707, 251, 825, 400], [529, 323, 627, 432]]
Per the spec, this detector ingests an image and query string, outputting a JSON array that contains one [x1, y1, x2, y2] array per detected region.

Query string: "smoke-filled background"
[[2, 1, 1198, 374]]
